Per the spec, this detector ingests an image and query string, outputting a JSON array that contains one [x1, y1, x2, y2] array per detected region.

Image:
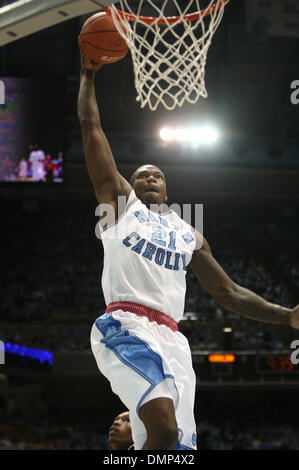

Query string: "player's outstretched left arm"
[[189, 230, 299, 329]]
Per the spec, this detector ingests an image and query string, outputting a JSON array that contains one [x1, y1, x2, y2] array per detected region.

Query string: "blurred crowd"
[[0, 414, 108, 450], [196, 418, 299, 450], [0, 412, 298, 450], [0, 208, 297, 353]]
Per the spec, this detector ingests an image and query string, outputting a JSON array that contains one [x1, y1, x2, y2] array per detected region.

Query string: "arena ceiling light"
[[159, 127, 174, 142], [198, 126, 219, 144], [159, 125, 219, 145]]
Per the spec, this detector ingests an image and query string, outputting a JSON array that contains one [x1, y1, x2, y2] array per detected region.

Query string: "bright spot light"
[[160, 125, 219, 145], [187, 128, 201, 143], [160, 127, 174, 141], [200, 126, 219, 144], [223, 327, 232, 333], [175, 128, 187, 142]]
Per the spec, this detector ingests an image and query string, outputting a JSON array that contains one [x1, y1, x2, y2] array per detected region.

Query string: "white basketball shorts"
[[90, 306, 197, 450]]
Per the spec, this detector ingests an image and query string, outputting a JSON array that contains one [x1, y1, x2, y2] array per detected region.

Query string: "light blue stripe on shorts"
[[95, 313, 177, 415]]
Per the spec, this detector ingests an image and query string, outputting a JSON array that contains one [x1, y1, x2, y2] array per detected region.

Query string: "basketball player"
[[77, 46, 299, 451], [108, 411, 134, 450], [29, 144, 45, 182], [17, 157, 28, 181]]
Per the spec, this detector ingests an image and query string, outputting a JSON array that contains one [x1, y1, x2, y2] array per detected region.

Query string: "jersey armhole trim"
[[100, 195, 139, 233]]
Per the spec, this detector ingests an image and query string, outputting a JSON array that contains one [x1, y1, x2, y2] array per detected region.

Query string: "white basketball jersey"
[[99, 189, 196, 323]]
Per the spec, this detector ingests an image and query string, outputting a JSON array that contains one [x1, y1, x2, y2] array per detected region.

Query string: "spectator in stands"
[[108, 411, 134, 450]]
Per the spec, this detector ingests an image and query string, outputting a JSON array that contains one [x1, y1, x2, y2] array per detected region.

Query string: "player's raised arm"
[[77, 42, 132, 206], [189, 229, 299, 329]]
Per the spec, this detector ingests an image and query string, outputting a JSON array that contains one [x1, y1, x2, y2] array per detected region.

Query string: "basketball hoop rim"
[[104, 0, 229, 25]]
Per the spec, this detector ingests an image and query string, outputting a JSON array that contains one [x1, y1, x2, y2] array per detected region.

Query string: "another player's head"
[[108, 411, 133, 450], [130, 164, 168, 209]]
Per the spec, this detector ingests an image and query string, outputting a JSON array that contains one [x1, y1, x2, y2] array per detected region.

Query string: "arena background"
[[0, 0, 298, 452]]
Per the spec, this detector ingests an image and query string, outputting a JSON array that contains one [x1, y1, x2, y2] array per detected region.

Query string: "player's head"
[[130, 164, 168, 209], [108, 411, 133, 450]]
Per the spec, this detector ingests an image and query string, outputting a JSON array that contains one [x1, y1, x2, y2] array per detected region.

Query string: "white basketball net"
[[108, 0, 228, 111]]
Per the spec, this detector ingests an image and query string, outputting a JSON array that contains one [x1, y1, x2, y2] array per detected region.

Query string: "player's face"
[[132, 165, 168, 208], [108, 411, 133, 450]]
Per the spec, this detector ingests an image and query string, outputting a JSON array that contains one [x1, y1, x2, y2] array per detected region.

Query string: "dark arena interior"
[[0, 0, 299, 457]]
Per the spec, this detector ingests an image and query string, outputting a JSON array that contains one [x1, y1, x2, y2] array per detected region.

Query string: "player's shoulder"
[[98, 186, 137, 231], [190, 226, 206, 251], [95, 172, 132, 208], [118, 172, 133, 200], [125, 187, 139, 210]]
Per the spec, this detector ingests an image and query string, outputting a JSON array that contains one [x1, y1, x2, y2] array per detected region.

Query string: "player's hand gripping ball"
[[78, 11, 129, 65], [78, 38, 103, 72]]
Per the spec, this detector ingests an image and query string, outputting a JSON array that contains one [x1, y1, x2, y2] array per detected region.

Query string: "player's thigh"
[[90, 322, 156, 411]]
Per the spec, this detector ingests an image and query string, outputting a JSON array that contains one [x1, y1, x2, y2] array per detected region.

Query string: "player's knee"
[[158, 422, 178, 448], [145, 420, 178, 449]]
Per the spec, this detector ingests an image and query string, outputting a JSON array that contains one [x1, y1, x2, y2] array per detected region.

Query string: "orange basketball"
[[79, 12, 129, 65]]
